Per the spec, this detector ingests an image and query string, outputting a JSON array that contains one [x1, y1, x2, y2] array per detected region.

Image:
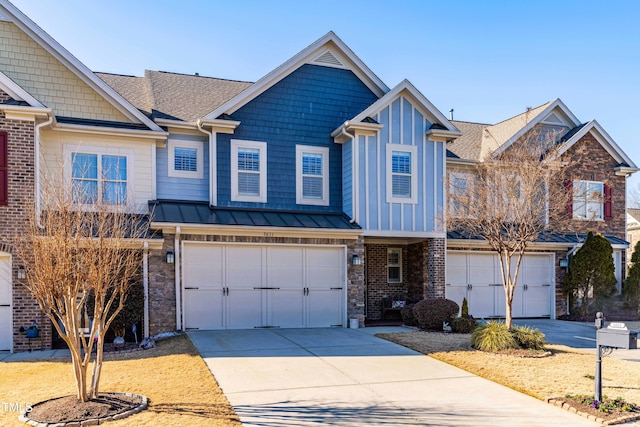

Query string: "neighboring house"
[[0, 0, 167, 352], [447, 99, 638, 319], [627, 208, 640, 264]]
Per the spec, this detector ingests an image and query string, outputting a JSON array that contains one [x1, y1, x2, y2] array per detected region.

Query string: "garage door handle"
[[0, 304, 9, 307], [253, 287, 280, 290], [330, 287, 342, 290], [185, 287, 199, 290]]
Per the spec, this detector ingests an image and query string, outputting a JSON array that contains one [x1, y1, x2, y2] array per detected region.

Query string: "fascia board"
[[150, 222, 362, 239], [0, 71, 44, 106], [351, 80, 460, 133], [560, 120, 637, 168], [492, 99, 581, 158], [0, 0, 163, 132], [204, 32, 389, 119], [54, 122, 168, 141]]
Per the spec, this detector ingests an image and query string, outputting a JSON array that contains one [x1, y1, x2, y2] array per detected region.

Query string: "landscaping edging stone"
[[546, 397, 640, 425], [18, 392, 148, 426]]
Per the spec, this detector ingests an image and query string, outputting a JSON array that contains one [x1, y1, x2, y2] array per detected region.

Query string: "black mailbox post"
[[594, 312, 639, 402]]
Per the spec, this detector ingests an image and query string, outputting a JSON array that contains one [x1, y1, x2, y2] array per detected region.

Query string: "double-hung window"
[[386, 144, 418, 204], [231, 139, 267, 203], [387, 248, 402, 283], [168, 139, 203, 179], [296, 145, 329, 206], [449, 172, 470, 217], [573, 180, 604, 220], [71, 151, 128, 205]]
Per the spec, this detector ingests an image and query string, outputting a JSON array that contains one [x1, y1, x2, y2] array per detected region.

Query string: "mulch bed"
[[26, 392, 146, 424], [549, 396, 640, 425]]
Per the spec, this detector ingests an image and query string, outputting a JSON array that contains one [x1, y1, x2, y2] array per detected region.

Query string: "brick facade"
[[365, 238, 445, 320], [0, 90, 50, 352]]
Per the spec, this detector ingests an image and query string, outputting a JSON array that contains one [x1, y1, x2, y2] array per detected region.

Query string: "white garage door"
[[0, 256, 12, 351], [446, 251, 553, 319], [183, 243, 345, 330]]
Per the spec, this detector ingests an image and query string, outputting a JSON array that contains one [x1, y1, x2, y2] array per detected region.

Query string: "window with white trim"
[[296, 145, 329, 206], [70, 151, 129, 205], [387, 248, 402, 283], [573, 180, 603, 220], [449, 172, 470, 217], [168, 139, 203, 179], [386, 144, 418, 204], [231, 139, 267, 203]]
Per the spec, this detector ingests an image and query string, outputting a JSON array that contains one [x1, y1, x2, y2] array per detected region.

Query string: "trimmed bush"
[[413, 298, 459, 330], [451, 316, 477, 333], [400, 304, 417, 326], [471, 321, 518, 352], [510, 325, 546, 350]]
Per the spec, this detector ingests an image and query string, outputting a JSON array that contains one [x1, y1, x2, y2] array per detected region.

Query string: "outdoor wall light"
[[165, 250, 175, 264], [559, 258, 569, 268], [352, 253, 362, 266], [17, 265, 26, 279]]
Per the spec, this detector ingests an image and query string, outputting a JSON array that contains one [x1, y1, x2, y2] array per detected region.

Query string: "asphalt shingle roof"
[[97, 70, 253, 122]]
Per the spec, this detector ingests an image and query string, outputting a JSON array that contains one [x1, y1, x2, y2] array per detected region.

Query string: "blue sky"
[[9, 0, 640, 194]]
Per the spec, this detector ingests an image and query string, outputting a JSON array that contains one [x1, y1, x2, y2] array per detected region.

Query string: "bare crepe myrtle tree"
[[14, 170, 148, 402], [447, 125, 586, 329]]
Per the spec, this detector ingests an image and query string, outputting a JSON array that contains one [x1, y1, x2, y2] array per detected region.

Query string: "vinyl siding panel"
[[342, 140, 352, 217], [156, 133, 209, 202]]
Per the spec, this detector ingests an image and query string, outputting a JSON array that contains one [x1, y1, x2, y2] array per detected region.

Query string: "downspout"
[[143, 241, 149, 338], [174, 226, 181, 331], [35, 114, 54, 227], [196, 119, 215, 206]]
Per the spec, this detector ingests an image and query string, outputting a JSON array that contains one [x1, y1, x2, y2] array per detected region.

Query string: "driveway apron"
[[189, 328, 597, 426]]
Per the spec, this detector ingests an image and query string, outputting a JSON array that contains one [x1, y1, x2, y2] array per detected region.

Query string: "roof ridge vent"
[[313, 50, 344, 67]]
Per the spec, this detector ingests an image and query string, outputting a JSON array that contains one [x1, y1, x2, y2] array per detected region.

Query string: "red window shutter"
[[564, 180, 573, 218], [0, 132, 7, 206], [604, 184, 612, 220]]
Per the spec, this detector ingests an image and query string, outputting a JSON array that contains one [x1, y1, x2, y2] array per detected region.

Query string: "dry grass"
[[378, 331, 640, 403], [0, 335, 240, 427]]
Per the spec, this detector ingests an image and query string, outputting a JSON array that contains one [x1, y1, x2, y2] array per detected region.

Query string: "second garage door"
[[183, 242, 345, 330], [446, 251, 554, 319]]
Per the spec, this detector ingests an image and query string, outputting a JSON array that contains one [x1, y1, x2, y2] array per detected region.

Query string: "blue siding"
[[358, 136, 366, 218], [391, 98, 401, 145], [378, 108, 390, 230], [367, 134, 378, 229], [425, 139, 435, 229], [157, 133, 209, 201], [435, 141, 444, 229], [217, 64, 378, 211], [415, 109, 424, 231], [402, 98, 412, 145], [342, 140, 352, 217]]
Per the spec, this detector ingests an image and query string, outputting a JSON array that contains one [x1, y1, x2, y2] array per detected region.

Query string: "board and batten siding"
[[156, 133, 209, 202], [348, 95, 445, 234], [40, 129, 155, 213]]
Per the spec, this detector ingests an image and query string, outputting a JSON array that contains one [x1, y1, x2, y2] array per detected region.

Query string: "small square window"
[[168, 139, 204, 179], [386, 144, 417, 204]]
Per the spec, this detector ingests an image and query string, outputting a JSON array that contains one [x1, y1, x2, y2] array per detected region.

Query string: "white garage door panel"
[[268, 247, 304, 289], [0, 257, 11, 351], [271, 290, 305, 328], [308, 289, 342, 327], [227, 246, 263, 288], [184, 289, 224, 329], [183, 243, 344, 330], [227, 289, 263, 329], [447, 251, 553, 319]]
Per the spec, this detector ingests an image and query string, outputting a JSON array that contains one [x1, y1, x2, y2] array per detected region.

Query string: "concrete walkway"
[[0, 348, 70, 361], [189, 327, 598, 426]]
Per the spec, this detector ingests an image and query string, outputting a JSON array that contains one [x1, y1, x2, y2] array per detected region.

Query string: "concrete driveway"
[[189, 327, 597, 426]]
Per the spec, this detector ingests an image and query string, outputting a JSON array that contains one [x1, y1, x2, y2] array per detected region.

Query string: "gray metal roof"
[[447, 230, 628, 246], [96, 71, 253, 122], [150, 200, 361, 230]]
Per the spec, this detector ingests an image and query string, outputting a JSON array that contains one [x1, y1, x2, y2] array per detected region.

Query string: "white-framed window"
[[168, 139, 203, 179], [449, 172, 470, 217], [386, 144, 418, 204], [231, 139, 267, 203], [573, 180, 604, 220], [296, 145, 329, 206], [387, 248, 402, 283], [67, 146, 132, 206]]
